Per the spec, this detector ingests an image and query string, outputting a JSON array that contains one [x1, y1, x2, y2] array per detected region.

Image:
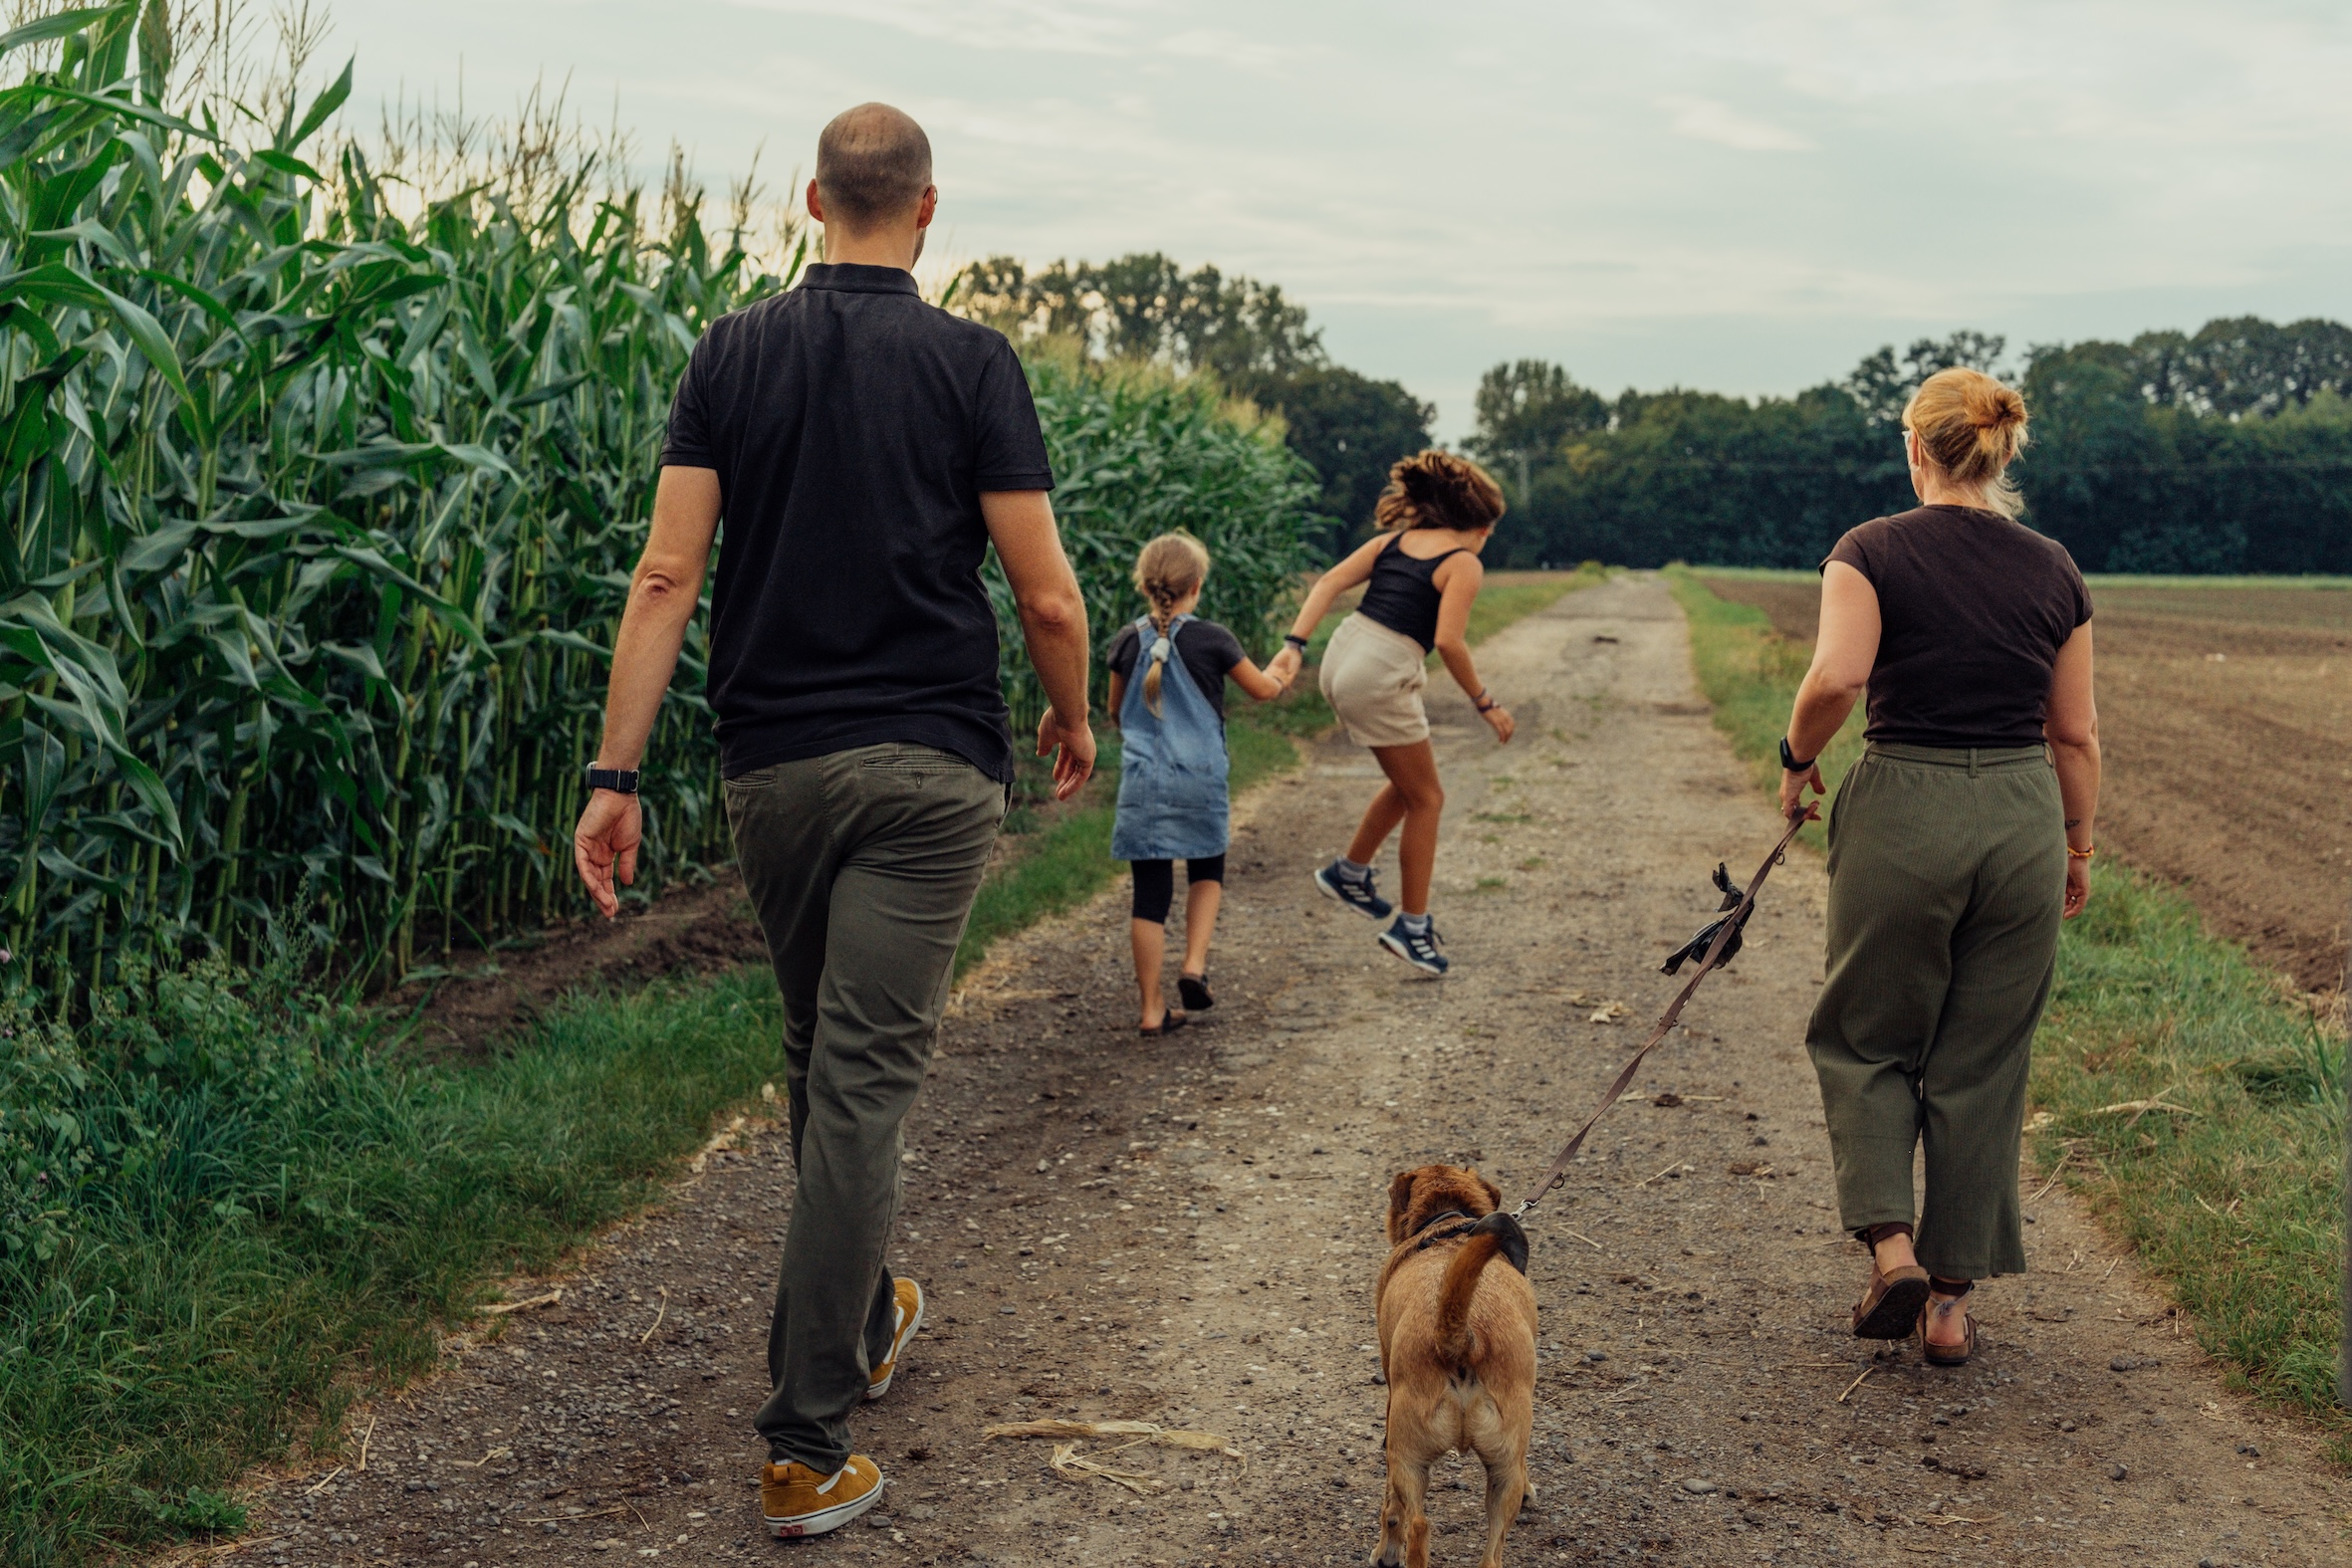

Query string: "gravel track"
[[234, 574, 2345, 1568]]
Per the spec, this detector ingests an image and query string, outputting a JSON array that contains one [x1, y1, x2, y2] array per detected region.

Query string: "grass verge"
[[1663, 569, 2348, 1447], [1, 959, 789, 1565]]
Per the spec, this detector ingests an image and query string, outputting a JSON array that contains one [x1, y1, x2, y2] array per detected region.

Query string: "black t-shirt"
[[1105, 618, 1249, 723], [1824, 506, 2091, 749], [661, 263, 1055, 783]]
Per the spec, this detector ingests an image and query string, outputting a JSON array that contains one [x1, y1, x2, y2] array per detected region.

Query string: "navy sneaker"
[[1314, 859, 1393, 920], [1378, 917, 1449, 977]]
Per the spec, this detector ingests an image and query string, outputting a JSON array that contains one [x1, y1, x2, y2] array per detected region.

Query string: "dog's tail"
[[1436, 1232, 1505, 1369]]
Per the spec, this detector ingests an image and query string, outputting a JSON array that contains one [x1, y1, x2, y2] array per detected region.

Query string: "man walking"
[[571, 102, 1093, 1537]]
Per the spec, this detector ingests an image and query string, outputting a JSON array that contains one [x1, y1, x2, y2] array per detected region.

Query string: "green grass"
[[1, 957, 792, 1565], [1663, 570, 2348, 1446], [1664, 569, 1863, 852]]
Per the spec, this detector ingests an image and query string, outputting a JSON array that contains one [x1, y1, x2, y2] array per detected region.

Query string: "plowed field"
[[1699, 574, 2352, 992]]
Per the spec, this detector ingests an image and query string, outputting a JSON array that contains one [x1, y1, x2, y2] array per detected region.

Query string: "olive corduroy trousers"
[[1806, 743, 2066, 1281]]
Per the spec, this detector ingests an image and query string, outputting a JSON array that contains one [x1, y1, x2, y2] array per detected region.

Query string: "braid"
[[1129, 534, 1211, 721]]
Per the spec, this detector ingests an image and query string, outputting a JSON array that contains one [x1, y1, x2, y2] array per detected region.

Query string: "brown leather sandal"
[[1851, 1264, 1932, 1340], [1917, 1282, 1978, 1365], [1918, 1307, 1978, 1365]]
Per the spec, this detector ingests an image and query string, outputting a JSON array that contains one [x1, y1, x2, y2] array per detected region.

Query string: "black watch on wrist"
[[1283, 633, 1309, 651], [587, 766, 640, 795], [1778, 736, 1814, 774]]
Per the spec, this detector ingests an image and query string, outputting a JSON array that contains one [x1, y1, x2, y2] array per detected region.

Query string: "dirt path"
[[249, 575, 2345, 1568]]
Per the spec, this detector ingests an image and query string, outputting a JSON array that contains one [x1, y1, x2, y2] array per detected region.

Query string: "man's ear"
[[1387, 1170, 1419, 1239], [915, 185, 938, 230], [806, 177, 826, 226]]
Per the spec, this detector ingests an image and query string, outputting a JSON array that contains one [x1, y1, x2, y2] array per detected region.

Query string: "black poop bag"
[[1660, 861, 1752, 976]]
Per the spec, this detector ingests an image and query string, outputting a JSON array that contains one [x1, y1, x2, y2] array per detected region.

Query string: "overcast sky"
[[328, 1, 2352, 437]]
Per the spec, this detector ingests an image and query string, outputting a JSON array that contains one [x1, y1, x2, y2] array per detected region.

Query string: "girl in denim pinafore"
[[1107, 535, 1287, 1034]]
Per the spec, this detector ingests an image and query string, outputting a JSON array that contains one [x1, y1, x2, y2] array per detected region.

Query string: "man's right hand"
[[1037, 707, 1096, 801], [574, 788, 643, 919]]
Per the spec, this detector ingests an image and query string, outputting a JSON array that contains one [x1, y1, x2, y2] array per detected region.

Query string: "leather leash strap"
[[1510, 804, 1814, 1221]]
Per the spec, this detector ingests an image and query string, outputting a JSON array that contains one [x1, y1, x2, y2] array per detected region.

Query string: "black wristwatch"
[[587, 766, 640, 795], [1283, 633, 1309, 651], [1778, 737, 1814, 774]]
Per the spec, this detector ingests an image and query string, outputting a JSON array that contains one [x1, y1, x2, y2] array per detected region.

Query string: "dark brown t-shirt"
[[1824, 506, 2091, 749]]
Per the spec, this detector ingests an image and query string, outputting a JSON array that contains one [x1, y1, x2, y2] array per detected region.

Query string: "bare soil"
[[233, 576, 2345, 1568], [1701, 575, 2352, 992]]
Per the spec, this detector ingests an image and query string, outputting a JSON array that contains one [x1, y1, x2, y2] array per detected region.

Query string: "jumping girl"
[[1265, 451, 1514, 977], [1107, 534, 1287, 1035]]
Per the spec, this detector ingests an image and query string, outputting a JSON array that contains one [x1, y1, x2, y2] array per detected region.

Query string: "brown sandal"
[[1851, 1264, 1932, 1340], [1917, 1283, 1978, 1365]]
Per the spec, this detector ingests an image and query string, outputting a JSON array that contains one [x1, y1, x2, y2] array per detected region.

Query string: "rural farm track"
[[243, 576, 2345, 1568]]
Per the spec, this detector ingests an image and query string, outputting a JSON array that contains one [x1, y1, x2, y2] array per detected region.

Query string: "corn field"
[[0, 2, 796, 1001], [0, 5, 1323, 1008]]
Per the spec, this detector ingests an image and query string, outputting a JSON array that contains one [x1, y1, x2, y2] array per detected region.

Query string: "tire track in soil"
[[240, 574, 2345, 1568]]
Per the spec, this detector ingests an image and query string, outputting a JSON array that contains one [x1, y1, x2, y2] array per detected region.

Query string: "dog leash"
[[1509, 802, 1816, 1223]]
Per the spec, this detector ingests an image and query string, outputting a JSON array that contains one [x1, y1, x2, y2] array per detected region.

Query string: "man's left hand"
[[574, 789, 643, 919]]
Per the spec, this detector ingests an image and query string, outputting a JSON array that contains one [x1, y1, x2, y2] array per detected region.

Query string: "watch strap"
[[1778, 736, 1815, 773], [587, 766, 640, 794]]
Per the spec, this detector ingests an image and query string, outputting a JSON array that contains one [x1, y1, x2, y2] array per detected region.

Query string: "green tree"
[[1231, 364, 1434, 553], [1467, 358, 1608, 499]]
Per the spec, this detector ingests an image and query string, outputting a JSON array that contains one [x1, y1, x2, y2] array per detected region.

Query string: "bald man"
[[573, 103, 1094, 1537]]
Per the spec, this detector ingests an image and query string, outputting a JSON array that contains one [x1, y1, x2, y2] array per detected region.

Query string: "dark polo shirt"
[[661, 263, 1054, 784]]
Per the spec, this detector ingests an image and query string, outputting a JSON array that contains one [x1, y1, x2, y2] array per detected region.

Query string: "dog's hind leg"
[[1369, 1442, 1434, 1568]]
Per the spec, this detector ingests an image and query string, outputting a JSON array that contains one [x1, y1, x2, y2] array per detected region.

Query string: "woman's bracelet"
[[1474, 690, 1500, 713], [2066, 844, 2095, 860]]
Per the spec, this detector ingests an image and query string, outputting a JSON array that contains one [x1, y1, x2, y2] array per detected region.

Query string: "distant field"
[[1699, 571, 2352, 990]]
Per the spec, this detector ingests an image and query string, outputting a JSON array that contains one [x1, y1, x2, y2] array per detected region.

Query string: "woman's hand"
[[1266, 644, 1303, 691], [1778, 763, 1823, 820], [2063, 854, 2091, 919], [1481, 703, 1515, 744]]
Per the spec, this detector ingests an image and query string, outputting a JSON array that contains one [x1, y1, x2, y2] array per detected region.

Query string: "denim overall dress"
[[1109, 614, 1232, 862]]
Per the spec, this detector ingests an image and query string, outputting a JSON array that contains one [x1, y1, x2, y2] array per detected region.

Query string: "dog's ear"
[[1387, 1170, 1420, 1240], [1479, 1174, 1503, 1213]]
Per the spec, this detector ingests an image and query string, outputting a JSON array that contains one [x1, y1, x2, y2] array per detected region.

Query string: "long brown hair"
[[1904, 368, 2030, 519], [1131, 533, 1211, 717], [1373, 450, 1507, 533]]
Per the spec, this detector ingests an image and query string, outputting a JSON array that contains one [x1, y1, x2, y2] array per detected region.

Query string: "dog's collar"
[[1405, 1208, 1530, 1274]]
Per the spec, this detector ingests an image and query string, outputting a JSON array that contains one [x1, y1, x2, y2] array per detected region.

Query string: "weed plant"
[[0, 943, 788, 1563], [1664, 569, 2347, 1444]]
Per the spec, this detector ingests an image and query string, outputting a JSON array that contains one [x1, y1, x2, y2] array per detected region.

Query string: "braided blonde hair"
[[1131, 533, 1212, 718]]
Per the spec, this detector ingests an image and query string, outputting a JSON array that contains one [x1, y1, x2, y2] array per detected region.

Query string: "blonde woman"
[[1265, 451, 1515, 978], [1106, 534, 1287, 1034], [1780, 367, 2100, 1367]]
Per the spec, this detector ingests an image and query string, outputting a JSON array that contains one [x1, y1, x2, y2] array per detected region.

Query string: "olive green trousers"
[[1806, 743, 2065, 1280], [726, 743, 1004, 1470]]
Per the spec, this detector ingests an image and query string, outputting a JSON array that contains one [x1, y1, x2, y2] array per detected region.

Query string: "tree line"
[[956, 254, 1434, 558], [1465, 319, 2352, 573]]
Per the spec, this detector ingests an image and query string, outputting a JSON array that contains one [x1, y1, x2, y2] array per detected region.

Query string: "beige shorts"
[[1319, 612, 1431, 749]]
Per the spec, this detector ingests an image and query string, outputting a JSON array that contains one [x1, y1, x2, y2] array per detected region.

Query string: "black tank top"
[[1355, 534, 1465, 651]]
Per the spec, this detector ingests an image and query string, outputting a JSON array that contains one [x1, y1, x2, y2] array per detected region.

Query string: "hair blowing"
[[1131, 533, 1211, 718], [1904, 367, 2030, 520], [1373, 450, 1507, 533]]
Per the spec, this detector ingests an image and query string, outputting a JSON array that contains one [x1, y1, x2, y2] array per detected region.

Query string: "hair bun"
[[1374, 451, 1507, 533], [1966, 380, 2026, 431]]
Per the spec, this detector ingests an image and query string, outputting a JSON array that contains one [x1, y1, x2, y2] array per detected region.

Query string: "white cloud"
[[1657, 94, 1812, 151]]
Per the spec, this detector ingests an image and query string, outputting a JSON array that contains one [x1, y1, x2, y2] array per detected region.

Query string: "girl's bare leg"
[[1365, 741, 1444, 916], [1180, 878, 1223, 978], [1346, 783, 1408, 868], [1130, 917, 1169, 1028]]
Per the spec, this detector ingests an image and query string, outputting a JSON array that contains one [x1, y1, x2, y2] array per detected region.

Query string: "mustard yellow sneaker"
[[760, 1456, 883, 1537], [864, 1276, 925, 1400]]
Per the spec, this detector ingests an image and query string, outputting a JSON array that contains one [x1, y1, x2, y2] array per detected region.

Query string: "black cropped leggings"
[[1128, 855, 1226, 924]]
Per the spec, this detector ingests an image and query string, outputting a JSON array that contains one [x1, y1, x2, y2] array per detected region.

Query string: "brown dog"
[[1370, 1165, 1538, 1568]]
